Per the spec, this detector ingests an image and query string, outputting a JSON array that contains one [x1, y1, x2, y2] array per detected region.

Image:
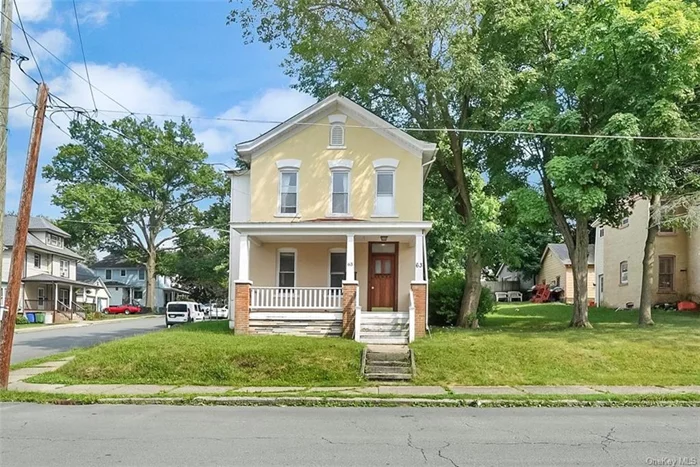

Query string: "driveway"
[[9, 317, 164, 364], [1, 405, 697, 466]]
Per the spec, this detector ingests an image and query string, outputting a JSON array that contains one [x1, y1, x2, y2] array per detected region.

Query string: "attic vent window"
[[327, 114, 347, 148]]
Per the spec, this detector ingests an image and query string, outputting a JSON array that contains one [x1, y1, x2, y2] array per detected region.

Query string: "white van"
[[165, 302, 203, 327]]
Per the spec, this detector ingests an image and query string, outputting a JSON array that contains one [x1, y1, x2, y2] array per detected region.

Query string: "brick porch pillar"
[[341, 281, 358, 338], [411, 281, 427, 339], [233, 280, 252, 334]]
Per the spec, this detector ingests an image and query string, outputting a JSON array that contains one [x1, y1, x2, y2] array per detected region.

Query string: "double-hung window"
[[106, 269, 112, 280], [277, 250, 296, 288], [59, 260, 69, 278], [658, 256, 675, 292], [33, 253, 41, 268], [372, 159, 398, 216], [620, 261, 629, 285], [138, 269, 145, 280], [328, 160, 353, 216], [276, 160, 301, 216], [329, 251, 346, 287]]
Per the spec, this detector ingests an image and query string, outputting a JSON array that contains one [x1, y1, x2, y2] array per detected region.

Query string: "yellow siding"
[[538, 250, 595, 303], [601, 199, 691, 308], [249, 113, 423, 222]]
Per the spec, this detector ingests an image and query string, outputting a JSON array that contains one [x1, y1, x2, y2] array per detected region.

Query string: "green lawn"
[[29, 321, 364, 387], [412, 303, 700, 386], [15, 323, 44, 329], [26, 303, 700, 388]]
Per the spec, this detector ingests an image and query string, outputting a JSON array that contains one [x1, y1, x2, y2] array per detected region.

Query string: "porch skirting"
[[248, 312, 342, 336]]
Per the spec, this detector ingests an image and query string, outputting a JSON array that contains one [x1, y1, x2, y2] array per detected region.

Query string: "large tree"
[[43, 117, 224, 309], [229, 0, 513, 326], [485, 0, 699, 326]]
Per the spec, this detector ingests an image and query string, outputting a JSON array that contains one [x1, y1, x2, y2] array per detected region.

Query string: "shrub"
[[85, 311, 104, 321], [428, 273, 496, 326], [15, 314, 29, 325]]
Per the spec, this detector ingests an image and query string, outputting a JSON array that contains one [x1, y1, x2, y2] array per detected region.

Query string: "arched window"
[[330, 124, 345, 147]]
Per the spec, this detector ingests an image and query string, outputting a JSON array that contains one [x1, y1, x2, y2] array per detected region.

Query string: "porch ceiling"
[[251, 234, 420, 244], [233, 220, 432, 241]]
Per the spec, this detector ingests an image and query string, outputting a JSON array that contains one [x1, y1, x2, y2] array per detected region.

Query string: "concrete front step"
[[364, 373, 412, 381], [365, 365, 412, 375], [360, 337, 409, 344]]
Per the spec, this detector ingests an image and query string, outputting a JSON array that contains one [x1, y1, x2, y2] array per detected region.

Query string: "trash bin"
[[36, 312, 45, 323], [44, 312, 53, 324], [26, 312, 36, 323]]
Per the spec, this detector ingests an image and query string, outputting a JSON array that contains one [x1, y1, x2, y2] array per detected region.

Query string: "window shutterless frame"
[[276, 248, 297, 287], [278, 170, 299, 215]]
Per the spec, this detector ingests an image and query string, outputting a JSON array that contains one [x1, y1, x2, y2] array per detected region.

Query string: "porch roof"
[[231, 220, 432, 237], [22, 274, 98, 288]]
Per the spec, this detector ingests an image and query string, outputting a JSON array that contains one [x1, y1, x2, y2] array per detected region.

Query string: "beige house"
[[594, 199, 700, 308], [1, 216, 107, 323], [537, 243, 596, 303], [227, 94, 436, 344]]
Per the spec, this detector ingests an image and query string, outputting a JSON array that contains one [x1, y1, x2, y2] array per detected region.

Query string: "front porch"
[[21, 274, 101, 322], [229, 221, 430, 343]]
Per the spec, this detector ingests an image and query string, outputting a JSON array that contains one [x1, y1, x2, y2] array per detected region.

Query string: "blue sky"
[[7, 0, 315, 217]]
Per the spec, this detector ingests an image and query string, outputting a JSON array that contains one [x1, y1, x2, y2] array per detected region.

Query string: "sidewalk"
[[7, 358, 700, 397], [14, 314, 161, 334]]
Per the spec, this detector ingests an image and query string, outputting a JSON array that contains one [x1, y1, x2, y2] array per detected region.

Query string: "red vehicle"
[[103, 303, 141, 315]]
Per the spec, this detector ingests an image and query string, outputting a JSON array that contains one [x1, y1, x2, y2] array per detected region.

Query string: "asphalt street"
[[1, 405, 698, 466], [9, 317, 165, 364]]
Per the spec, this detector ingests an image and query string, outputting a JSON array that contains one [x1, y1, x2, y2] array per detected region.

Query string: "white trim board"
[[249, 312, 343, 320]]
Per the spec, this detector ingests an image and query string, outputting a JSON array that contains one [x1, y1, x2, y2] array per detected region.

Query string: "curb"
[[14, 314, 161, 333]]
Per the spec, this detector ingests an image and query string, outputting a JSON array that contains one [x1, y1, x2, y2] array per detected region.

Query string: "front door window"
[[37, 287, 45, 310]]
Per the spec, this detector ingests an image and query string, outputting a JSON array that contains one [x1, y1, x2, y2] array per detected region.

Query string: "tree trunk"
[[146, 250, 157, 310], [457, 254, 482, 328], [639, 194, 659, 326], [569, 216, 592, 328]]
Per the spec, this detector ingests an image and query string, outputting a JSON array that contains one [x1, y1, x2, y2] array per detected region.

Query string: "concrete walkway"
[[7, 359, 700, 397], [15, 314, 161, 333]]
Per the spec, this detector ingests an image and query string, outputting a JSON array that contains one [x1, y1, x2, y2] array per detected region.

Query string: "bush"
[[85, 311, 104, 321], [429, 273, 496, 326], [15, 314, 29, 325]]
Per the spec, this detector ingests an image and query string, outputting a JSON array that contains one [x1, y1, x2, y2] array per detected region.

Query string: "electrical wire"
[[50, 106, 700, 142], [71, 0, 97, 112], [9, 77, 33, 105], [12, 0, 44, 83]]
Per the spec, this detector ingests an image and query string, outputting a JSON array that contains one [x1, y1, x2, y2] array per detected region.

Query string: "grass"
[[412, 303, 700, 386], [15, 323, 44, 329], [29, 321, 365, 387]]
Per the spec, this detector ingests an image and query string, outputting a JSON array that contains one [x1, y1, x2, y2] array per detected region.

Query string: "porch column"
[[414, 233, 425, 282], [69, 285, 73, 310], [411, 282, 427, 339], [345, 234, 355, 281], [238, 234, 250, 281], [54, 283, 58, 311], [341, 281, 358, 338], [233, 280, 252, 334]]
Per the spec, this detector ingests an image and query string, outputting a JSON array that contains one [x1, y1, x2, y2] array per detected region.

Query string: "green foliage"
[[15, 315, 29, 325], [85, 310, 103, 321], [429, 274, 496, 326], [43, 117, 225, 307]]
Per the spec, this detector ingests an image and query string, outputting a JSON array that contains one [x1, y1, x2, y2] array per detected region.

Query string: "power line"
[[53, 106, 700, 142], [71, 0, 97, 112], [11, 0, 44, 83], [9, 76, 33, 103], [0, 9, 134, 116]]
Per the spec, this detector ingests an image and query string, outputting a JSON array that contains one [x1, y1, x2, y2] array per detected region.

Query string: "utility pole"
[[0, 0, 14, 318], [0, 83, 48, 389]]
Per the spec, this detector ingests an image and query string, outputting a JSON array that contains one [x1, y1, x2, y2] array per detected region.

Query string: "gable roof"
[[235, 93, 437, 162], [3, 216, 83, 260], [91, 254, 141, 269], [541, 243, 595, 266]]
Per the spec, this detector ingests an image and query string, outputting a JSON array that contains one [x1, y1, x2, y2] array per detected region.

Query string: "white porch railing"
[[354, 286, 361, 342], [408, 289, 416, 343], [250, 287, 343, 310]]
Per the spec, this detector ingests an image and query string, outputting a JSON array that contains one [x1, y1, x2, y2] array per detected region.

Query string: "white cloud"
[[15, 0, 53, 22], [195, 88, 315, 157], [11, 27, 72, 76], [78, 1, 112, 26]]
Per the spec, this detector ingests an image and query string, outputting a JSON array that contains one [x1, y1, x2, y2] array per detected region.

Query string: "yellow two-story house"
[[227, 94, 436, 343]]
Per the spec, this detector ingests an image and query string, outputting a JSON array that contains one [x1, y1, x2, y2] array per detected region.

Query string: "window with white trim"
[[138, 269, 145, 280], [620, 261, 629, 285], [277, 251, 296, 288], [106, 269, 112, 280], [329, 251, 346, 287], [331, 171, 350, 214], [47, 233, 63, 248], [375, 171, 395, 215], [33, 253, 41, 268], [279, 171, 298, 214], [59, 260, 69, 278]]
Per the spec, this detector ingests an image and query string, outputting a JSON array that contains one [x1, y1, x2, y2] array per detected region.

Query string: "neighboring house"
[[90, 255, 188, 309], [594, 199, 700, 308], [537, 243, 596, 303], [1, 216, 105, 319], [227, 94, 436, 344], [494, 264, 535, 290], [75, 264, 111, 312]]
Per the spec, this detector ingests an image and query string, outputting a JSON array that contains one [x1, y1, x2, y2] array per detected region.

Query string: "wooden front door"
[[369, 243, 398, 311]]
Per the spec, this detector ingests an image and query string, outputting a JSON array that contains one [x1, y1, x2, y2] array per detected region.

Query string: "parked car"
[[103, 303, 141, 315], [210, 305, 228, 319], [165, 301, 203, 327]]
